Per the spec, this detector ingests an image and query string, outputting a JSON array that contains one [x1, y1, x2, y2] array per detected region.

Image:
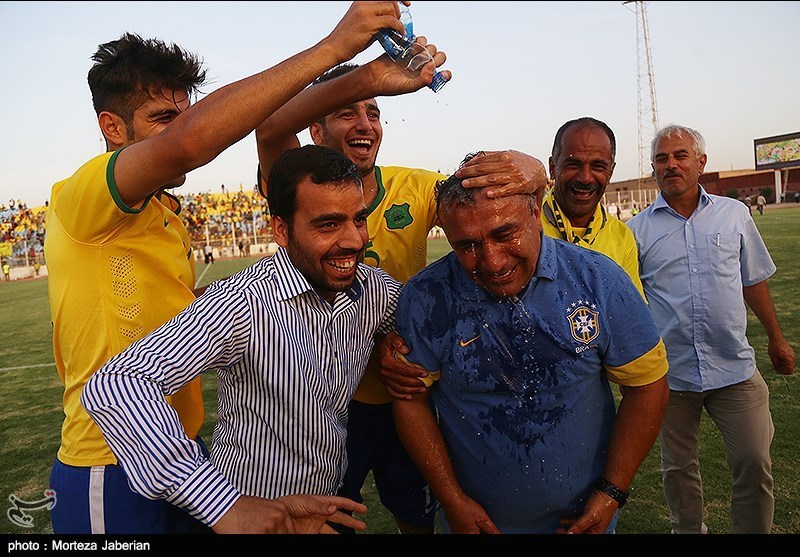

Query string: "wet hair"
[[551, 117, 617, 161], [650, 124, 706, 162], [87, 32, 206, 127], [267, 145, 362, 223], [435, 152, 537, 216], [434, 152, 483, 211]]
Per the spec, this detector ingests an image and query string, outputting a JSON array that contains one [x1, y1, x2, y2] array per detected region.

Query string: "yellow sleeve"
[[394, 351, 440, 388], [605, 338, 669, 387]]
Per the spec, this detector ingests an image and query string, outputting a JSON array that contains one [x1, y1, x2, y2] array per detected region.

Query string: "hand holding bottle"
[[376, 2, 449, 92]]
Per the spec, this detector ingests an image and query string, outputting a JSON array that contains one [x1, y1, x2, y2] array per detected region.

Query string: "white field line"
[[1, 362, 56, 372], [2, 266, 214, 373], [195, 263, 211, 289]]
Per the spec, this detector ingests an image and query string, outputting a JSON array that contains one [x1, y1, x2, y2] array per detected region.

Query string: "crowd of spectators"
[[179, 186, 273, 248], [1, 198, 47, 267], [0, 186, 273, 272]]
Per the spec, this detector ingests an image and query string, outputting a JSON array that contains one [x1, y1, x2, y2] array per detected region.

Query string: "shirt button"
[[692, 268, 698, 272]]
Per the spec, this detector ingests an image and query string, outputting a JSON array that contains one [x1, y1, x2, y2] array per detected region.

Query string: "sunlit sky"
[[2, 1, 799, 206]]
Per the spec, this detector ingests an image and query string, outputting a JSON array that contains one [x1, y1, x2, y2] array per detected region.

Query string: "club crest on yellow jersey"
[[383, 203, 413, 230]]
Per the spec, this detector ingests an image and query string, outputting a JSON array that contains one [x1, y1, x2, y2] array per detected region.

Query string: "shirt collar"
[[653, 184, 714, 213], [271, 247, 365, 304]]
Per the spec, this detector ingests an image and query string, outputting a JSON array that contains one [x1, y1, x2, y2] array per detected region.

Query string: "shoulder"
[[359, 263, 400, 284], [73, 151, 116, 176], [625, 207, 650, 231], [403, 254, 455, 293], [379, 166, 447, 184], [206, 256, 275, 297], [708, 194, 749, 215], [553, 237, 628, 276], [51, 152, 116, 201], [356, 263, 403, 299], [605, 214, 636, 238]]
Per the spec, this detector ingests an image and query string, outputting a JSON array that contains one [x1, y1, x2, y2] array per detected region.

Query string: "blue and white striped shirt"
[[82, 247, 401, 526]]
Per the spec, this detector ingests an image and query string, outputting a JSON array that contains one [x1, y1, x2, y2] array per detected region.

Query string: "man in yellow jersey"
[[256, 51, 547, 533], [45, 2, 414, 534], [542, 117, 645, 298]]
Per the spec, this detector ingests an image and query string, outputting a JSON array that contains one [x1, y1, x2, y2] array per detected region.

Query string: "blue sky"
[[1, 1, 799, 206]]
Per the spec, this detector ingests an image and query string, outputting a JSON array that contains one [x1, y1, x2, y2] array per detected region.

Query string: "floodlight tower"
[[623, 1, 660, 195]]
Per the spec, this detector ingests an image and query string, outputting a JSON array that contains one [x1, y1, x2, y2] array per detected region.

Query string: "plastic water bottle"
[[375, 3, 447, 92]]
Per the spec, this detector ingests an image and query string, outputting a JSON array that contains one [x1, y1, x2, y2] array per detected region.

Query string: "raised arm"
[[256, 36, 450, 195], [115, 1, 408, 207]]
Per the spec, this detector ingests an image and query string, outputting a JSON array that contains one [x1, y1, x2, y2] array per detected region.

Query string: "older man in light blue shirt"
[[628, 124, 795, 534]]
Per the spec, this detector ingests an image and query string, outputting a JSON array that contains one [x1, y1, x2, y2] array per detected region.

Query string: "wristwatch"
[[594, 477, 628, 508]]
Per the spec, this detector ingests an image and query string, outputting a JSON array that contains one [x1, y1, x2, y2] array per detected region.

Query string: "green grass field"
[[2, 205, 798, 534]]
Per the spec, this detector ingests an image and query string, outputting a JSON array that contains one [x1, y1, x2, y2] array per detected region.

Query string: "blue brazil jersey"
[[396, 235, 667, 533]]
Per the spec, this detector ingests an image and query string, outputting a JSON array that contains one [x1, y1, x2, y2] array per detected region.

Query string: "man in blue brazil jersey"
[[392, 153, 669, 534]]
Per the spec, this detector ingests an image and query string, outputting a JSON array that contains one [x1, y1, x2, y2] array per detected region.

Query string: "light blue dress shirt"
[[627, 187, 776, 392]]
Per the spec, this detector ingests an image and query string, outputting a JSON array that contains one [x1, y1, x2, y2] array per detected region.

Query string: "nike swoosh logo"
[[163, 219, 170, 228], [459, 334, 481, 347]]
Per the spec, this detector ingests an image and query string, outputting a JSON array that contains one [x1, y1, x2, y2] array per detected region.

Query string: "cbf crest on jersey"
[[383, 203, 413, 230], [566, 300, 599, 344]]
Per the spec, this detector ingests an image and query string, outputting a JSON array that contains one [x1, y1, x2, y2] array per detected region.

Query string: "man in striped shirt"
[[83, 145, 403, 533]]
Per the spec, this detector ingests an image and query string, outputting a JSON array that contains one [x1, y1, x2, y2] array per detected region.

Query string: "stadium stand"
[[0, 187, 275, 280]]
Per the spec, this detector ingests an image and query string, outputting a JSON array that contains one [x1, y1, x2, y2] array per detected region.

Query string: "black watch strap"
[[594, 477, 628, 508]]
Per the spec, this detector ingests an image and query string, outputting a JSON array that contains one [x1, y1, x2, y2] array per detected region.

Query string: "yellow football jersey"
[[540, 188, 645, 300], [355, 165, 444, 404], [45, 150, 204, 466]]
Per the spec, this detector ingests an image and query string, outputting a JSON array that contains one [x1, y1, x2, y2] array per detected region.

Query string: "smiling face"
[[440, 191, 542, 299], [273, 178, 369, 304], [310, 99, 383, 178], [549, 122, 616, 228], [652, 132, 707, 201]]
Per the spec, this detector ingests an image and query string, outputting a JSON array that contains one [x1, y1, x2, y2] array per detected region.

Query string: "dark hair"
[[434, 152, 483, 211], [267, 145, 362, 221], [87, 32, 206, 127], [312, 63, 359, 86], [551, 117, 617, 161], [435, 152, 537, 217]]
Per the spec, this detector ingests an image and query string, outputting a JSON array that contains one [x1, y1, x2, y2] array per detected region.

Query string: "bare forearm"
[[156, 42, 344, 175], [744, 281, 796, 374], [602, 376, 669, 490], [744, 281, 785, 341], [115, 42, 343, 207], [392, 394, 466, 507], [116, 1, 409, 203], [256, 65, 377, 151]]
